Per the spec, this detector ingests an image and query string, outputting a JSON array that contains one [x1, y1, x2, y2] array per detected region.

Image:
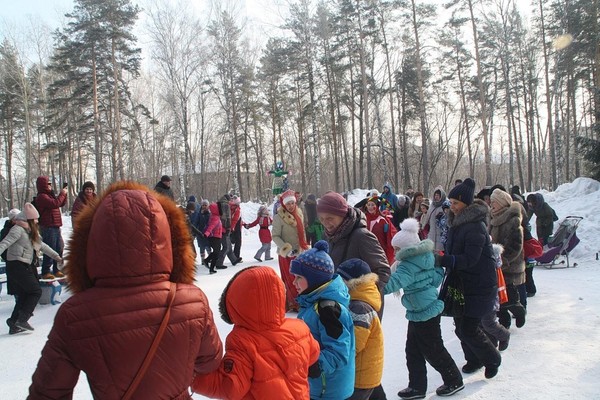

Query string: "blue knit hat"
[[290, 240, 335, 288], [448, 178, 476, 205], [337, 258, 371, 281]]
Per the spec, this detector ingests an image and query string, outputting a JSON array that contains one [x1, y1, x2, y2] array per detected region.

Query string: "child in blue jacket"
[[291, 240, 355, 400], [385, 218, 463, 399]]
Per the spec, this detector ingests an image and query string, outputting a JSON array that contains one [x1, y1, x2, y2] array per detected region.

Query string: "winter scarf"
[[325, 208, 356, 243], [277, 206, 309, 251]]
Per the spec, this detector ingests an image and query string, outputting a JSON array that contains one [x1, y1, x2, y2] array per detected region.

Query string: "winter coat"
[[245, 215, 272, 244], [0, 224, 60, 266], [29, 182, 223, 400], [296, 275, 356, 400], [193, 267, 320, 400], [204, 203, 223, 239], [35, 176, 67, 228], [384, 240, 445, 322], [529, 193, 557, 241], [218, 196, 232, 233], [438, 199, 497, 319], [423, 187, 448, 251], [324, 208, 391, 292], [345, 273, 383, 389], [230, 203, 242, 232], [272, 206, 306, 257], [380, 184, 398, 211], [194, 209, 211, 233], [71, 191, 97, 221], [365, 211, 397, 265], [490, 202, 525, 286], [154, 180, 175, 200]]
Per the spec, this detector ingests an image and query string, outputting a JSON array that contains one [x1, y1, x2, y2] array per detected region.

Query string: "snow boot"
[[15, 313, 34, 331], [397, 387, 425, 400], [436, 382, 464, 397], [461, 361, 483, 374]]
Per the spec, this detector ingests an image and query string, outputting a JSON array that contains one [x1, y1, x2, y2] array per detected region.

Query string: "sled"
[[535, 216, 583, 269]]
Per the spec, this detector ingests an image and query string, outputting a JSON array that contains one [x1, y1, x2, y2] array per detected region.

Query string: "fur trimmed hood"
[[395, 239, 434, 261], [64, 181, 196, 293], [448, 198, 490, 228], [344, 273, 381, 312]]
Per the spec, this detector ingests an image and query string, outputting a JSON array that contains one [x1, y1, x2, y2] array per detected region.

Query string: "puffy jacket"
[[345, 273, 383, 389], [439, 199, 497, 318], [245, 215, 272, 244], [29, 182, 223, 400], [324, 208, 390, 292], [35, 176, 67, 227], [384, 240, 444, 322], [490, 202, 525, 285], [0, 224, 60, 265], [193, 267, 320, 400], [297, 275, 355, 400], [204, 203, 223, 239]]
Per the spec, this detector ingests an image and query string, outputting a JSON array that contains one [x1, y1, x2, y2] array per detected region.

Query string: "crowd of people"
[[0, 174, 559, 399]]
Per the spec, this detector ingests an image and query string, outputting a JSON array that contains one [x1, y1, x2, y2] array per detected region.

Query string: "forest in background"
[[1, 0, 599, 210]]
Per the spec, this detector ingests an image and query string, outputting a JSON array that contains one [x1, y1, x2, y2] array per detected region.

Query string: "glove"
[[198, 231, 206, 238], [57, 258, 65, 270], [243, 224, 249, 229], [308, 362, 321, 378]]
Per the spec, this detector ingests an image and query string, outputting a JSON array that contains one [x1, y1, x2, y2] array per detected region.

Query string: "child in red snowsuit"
[[244, 205, 273, 262]]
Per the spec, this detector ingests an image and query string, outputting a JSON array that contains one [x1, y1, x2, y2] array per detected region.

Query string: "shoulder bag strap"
[[122, 282, 177, 400]]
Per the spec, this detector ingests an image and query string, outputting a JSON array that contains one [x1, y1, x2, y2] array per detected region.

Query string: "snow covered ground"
[[1, 178, 599, 399]]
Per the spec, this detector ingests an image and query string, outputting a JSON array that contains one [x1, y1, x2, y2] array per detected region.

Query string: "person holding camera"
[[35, 176, 67, 280]]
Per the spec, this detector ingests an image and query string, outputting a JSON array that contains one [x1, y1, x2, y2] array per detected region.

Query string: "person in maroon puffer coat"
[[28, 181, 223, 400], [34, 176, 67, 279]]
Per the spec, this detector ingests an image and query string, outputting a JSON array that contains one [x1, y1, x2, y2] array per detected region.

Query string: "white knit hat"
[[391, 218, 421, 249], [7, 208, 20, 220]]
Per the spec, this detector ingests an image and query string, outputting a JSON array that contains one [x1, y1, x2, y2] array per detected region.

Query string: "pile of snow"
[[1, 180, 599, 399]]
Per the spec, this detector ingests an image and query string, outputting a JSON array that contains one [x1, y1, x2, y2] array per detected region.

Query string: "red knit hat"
[[317, 191, 349, 217]]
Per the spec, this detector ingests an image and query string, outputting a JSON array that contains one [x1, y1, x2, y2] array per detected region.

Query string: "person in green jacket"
[[385, 218, 463, 399]]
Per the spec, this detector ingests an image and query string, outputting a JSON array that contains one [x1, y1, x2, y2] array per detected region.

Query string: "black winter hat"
[[161, 175, 172, 182], [338, 258, 371, 281], [448, 178, 476, 205]]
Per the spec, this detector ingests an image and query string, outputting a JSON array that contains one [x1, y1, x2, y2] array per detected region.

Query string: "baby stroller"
[[535, 216, 583, 268]]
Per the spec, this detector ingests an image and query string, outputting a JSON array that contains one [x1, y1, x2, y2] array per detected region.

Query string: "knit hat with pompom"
[[290, 240, 335, 288], [391, 218, 421, 249]]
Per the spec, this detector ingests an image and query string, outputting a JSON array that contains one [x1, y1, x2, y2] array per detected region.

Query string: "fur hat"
[[448, 178, 476, 205], [280, 190, 297, 205], [7, 208, 20, 220], [290, 240, 335, 288], [317, 191, 349, 217], [391, 218, 421, 249], [419, 198, 430, 209], [16, 203, 39, 221], [337, 258, 371, 281], [82, 181, 95, 192], [490, 188, 512, 209]]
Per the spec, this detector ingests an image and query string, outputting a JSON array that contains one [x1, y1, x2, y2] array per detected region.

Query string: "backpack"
[[0, 223, 12, 261]]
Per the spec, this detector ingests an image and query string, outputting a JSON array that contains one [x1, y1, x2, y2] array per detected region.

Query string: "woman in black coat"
[[437, 179, 502, 379]]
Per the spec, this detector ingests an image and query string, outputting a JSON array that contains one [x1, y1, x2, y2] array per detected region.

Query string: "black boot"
[[6, 318, 25, 335], [15, 313, 34, 331]]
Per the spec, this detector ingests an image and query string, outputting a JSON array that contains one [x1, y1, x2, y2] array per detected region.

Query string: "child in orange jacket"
[[191, 267, 320, 400]]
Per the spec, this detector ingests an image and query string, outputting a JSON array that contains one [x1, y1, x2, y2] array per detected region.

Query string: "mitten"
[[278, 242, 293, 257]]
